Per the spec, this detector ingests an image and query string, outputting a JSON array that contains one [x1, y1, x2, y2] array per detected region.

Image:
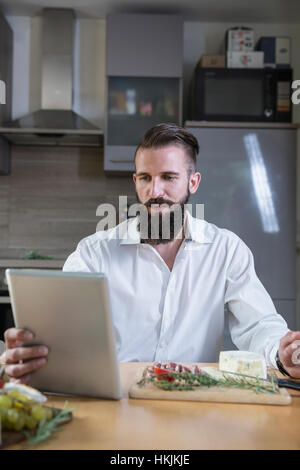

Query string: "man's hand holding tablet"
[[2, 328, 48, 384]]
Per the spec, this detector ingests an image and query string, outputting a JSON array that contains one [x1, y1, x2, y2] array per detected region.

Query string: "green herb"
[[23, 402, 75, 447], [22, 250, 53, 260], [139, 370, 278, 395]]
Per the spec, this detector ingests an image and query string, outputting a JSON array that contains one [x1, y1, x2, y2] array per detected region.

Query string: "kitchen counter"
[[6, 362, 300, 450], [0, 260, 64, 269], [0, 260, 65, 305]]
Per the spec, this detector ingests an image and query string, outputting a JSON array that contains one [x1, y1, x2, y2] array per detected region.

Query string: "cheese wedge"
[[219, 351, 267, 379]]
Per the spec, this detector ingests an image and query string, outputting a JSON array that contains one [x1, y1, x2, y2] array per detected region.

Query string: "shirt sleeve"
[[224, 236, 290, 368], [63, 238, 101, 273]]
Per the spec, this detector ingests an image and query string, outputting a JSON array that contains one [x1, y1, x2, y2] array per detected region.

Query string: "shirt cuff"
[[267, 341, 280, 369]]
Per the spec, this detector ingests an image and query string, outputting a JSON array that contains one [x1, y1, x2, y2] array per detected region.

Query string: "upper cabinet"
[[0, 11, 12, 175], [105, 14, 183, 173], [0, 11, 12, 125], [106, 14, 183, 78]]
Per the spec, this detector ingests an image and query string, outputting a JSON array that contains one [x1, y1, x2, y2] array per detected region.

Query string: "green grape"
[[24, 414, 38, 430], [13, 413, 25, 431], [3, 417, 13, 430], [45, 407, 53, 420], [14, 400, 28, 412], [0, 407, 7, 424], [6, 408, 19, 424], [0, 394, 13, 408], [31, 404, 48, 421], [7, 390, 30, 402]]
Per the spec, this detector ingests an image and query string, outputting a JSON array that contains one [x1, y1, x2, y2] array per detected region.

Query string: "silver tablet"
[[5, 269, 122, 400]]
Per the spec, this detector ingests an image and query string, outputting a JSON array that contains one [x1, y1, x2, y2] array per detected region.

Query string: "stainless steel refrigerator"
[[186, 125, 297, 349]]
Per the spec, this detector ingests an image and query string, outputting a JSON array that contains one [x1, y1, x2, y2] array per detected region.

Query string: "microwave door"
[[194, 68, 276, 122]]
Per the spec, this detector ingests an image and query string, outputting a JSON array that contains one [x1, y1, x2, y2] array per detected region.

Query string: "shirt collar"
[[120, 209, 214, 245]]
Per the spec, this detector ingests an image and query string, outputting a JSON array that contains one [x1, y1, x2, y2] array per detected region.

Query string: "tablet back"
[[6, 269, 122, 400]]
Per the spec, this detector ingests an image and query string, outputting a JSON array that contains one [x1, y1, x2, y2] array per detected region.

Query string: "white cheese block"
[[219, 351, 267, 379]]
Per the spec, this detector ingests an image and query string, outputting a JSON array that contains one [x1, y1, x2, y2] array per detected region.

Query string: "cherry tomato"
[[153, 367, 175, 382]]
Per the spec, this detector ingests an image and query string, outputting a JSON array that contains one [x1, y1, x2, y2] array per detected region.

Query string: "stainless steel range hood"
[[0, 8, 103, 147]]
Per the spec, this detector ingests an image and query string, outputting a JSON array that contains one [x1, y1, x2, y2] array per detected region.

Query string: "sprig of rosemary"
[[139, 370, 278, 395], [23, 401, 75, 447]]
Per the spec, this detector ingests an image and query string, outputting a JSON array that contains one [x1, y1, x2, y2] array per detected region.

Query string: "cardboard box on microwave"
[[226, 27, 254, 52], [227, 51, 264, 68], [256, 37, 291, 68], [198, 55, 226, 68]]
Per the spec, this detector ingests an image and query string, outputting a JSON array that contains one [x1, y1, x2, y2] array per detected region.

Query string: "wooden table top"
[[7, 362, 300, 450]]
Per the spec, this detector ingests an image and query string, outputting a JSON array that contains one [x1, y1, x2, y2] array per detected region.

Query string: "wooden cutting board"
[[129, 369, 292, 406]]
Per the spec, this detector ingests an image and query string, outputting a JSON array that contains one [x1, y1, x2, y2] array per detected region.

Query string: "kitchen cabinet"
[[186, 122, 298, 349], [105, 14, 183, 173], [106, 14, 183, 77], [0, 137, 10, 174], [0, 11, 12, 175]]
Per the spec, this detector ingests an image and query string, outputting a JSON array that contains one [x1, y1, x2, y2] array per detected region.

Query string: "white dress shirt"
[[63, 210, 289, 367]]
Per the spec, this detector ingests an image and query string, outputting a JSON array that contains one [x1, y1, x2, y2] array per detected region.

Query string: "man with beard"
[[2, 123, 300, 383]]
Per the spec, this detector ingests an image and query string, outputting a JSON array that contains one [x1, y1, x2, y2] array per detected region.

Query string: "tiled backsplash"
[[0, 145, 136, 260]]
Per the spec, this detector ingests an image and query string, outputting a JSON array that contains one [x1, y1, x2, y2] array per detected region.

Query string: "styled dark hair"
[[134, 123, 199, 174]]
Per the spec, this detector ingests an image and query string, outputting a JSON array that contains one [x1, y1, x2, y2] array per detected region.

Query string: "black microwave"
[[189, 67, 293, 122]]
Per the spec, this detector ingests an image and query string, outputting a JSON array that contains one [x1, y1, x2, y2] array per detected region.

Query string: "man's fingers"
[[2, 345, 48, 364], [9, 374, 32, 385], [282, 366, 300, 379], [279, 331, 300, 350], [278, 333, 300, 377], [279, 331, 294, 349], [4, 328, 34, 349], [5, 357, 47, 379], [280, 341, 300, 367]]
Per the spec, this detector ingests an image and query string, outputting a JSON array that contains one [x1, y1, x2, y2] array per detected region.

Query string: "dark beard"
[[135, 189, 190, 245]]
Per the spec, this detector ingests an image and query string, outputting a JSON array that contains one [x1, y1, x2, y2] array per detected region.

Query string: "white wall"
[[6, 16, 31, 119], [73, 19, 106, 129]]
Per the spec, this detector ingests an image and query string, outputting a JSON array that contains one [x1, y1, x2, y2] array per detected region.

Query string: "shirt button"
[[160, 343, 167, 349]]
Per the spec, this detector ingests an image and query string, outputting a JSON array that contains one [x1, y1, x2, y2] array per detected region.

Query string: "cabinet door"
[[104, 77, 182, 172], [0, 136, 10, 174], [104, 145, 136, 172], [187, 127, 296, 300], [0, 11, 12, 125], [0, 12, 12, 174], [106, 14, 183, 77], [107, 77, 180, 145]]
